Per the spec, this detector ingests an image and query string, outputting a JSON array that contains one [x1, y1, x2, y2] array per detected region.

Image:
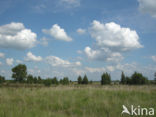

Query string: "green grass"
[[0, 85, 156, 117]]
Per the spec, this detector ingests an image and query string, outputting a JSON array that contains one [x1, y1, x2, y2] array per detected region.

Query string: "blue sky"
[[0, 0, 156, 80]]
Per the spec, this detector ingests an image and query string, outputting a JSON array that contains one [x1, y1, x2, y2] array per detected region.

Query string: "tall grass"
[[0, 85, 155, 117]]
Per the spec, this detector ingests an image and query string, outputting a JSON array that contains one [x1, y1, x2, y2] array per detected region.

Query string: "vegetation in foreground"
[[0, 85, 156, 117]]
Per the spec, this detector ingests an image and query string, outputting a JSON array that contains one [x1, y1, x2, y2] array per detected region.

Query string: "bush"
[[44, 79, 52, 86], [0, 75, 5, 84], [101, 72, 111, 85]]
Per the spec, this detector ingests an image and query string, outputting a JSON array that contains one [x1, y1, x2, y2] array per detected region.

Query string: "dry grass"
[[0, 85, 155, 117]]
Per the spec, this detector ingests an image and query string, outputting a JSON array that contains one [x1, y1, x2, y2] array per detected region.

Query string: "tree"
[[37, 76, 42, 84], [44, 78, 52, 86], [77, 76, 82, 84], [130, 72, 148, 85], [60, 77, 69, 85], [27, 74, 34, 84], [82, 75, 88, 84], [120, 71, 126, 84], [101, 72, 111, 85], [33, 76, 38, 84], [12, 64, 27, 82], [0, 75, 5, 84], [51, 77, 59, 85]]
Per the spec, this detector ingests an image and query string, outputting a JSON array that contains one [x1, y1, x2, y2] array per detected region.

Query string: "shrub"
[[44, 78, 52, 86], [0, 75, 5, 84]]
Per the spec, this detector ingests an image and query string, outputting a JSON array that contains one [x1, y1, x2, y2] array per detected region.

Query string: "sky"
[[0, 0, 156, 81]]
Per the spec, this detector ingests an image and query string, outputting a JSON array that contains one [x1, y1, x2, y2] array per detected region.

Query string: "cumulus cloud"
[[25, 52, 42, 62], [42, 24, 72, 42], [77, 28, 86, 34], [6, 58, 14, 66], [0, 52, 5, 58], [46, 56, 81, 67], [84, 20, 142, 62], [151, 56, 156, 62], [0, 22, 37, 49], [138, 0, 156, 18]]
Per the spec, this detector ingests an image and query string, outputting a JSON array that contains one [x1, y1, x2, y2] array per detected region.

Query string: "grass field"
[[0, 85, 156, 117]]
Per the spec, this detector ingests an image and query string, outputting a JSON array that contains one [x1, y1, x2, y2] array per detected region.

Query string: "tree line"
[[0, 64, 156, 86]]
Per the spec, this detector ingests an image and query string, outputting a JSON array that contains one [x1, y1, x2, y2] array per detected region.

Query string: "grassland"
[[0, 85, 156, 117]]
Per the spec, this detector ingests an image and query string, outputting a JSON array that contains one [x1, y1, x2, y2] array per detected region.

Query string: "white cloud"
[[138, 0, 156, 18], [42, 24, 72, 42], [84, 20, 142, 62], [60, 0, 80, 8], [77, 28, 86, 34], [151, 56, 156, 62], [40, 37, 48, 46], [46, 56, 81, 67], [0, 22, 37, 49], [85, 67, 105, 73], [0, 52, 5, 58], [25, 52, 42, 62], [6, 58, 14, 66], [16, 60, 23, 64], [0, 61, 2, 66], [85, 66, 114, 73]]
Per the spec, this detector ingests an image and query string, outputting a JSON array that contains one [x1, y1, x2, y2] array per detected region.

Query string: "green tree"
[[77, 76, 82, 84], [131, 72, 148, 85], [60, 77, 69, 85], [120, 71, 126, 84], [44, 78, 52, 86], [82, 75, 88, 84], [51, 77, 59, 85], [101, 72, 111, 85], [0, 75, 5, 84], [27, 74, 34, 84], [33, 76, 38, 84], [12, 64, 27, 82], [37, 76, 42, 84]]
